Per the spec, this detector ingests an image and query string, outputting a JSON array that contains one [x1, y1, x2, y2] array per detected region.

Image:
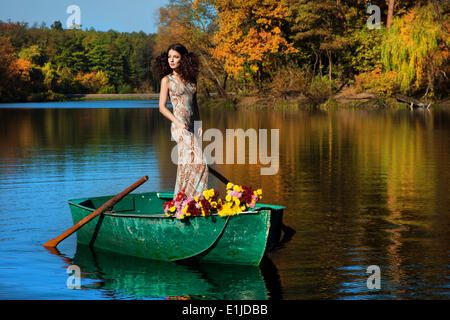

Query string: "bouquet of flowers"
[[163, 183, 262, 220], [216, 182, 262, 217], [163, 188, 220, 219]]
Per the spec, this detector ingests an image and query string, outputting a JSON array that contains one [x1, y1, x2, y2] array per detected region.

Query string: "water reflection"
[[66, 244, 281, 300], [1, 101, 449, 299]]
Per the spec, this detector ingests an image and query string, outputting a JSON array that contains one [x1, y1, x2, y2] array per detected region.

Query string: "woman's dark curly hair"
[[153, 43, 199, 84]]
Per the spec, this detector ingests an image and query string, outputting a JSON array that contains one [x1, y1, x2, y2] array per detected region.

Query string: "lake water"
[[0, 100, 448, 300]]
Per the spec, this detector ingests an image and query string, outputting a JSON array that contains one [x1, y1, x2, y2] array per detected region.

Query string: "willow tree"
[[381, 2, 449, 97]]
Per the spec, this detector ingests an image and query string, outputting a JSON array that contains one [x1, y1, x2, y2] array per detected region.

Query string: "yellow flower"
[[170, 206, 176, 212], [233, 185, 240, 192], [180, 214, 185, 219], [165, 212, 171, 217], [194, 196, 198, 202], [225, 194, 232, 202], [227, 182, 233, 190], [257, 189, 262, 196]]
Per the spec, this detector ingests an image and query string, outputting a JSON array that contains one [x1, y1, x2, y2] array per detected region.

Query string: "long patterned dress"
[[167, 74, 208, 199]]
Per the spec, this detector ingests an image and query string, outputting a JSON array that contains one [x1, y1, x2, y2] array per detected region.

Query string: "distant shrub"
[[268, 66, 332, 105], [98, 85, 116, 94], [117, 83, 133, 94], [355, 67, 399, 96]]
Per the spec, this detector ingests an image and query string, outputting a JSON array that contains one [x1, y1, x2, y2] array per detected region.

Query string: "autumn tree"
[[0, 35, 33, 100], [195, 0, 296, 91], [156, 0, 227, 96]]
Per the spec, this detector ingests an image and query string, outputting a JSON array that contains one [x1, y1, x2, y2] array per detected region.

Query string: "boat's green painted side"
[[68, 191, 284, 266]]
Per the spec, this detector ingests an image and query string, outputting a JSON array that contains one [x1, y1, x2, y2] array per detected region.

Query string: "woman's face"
[[168, 49, 181, 70]]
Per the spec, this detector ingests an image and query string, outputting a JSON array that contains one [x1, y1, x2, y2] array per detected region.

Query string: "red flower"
[[164, 200, 174, 210], [176, 190, 186, 201], [187, 200, 201, 216], [200, 198, 211, 210]]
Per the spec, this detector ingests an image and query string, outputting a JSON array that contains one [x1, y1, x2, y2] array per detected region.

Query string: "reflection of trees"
[[197, 107, 449, 298], [1, 105, 449, 297]]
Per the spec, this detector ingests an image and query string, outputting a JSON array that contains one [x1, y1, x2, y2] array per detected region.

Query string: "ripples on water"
[[0, 100, 448, 299]]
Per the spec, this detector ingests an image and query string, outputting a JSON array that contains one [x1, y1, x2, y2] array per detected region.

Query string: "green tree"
[[51, 21, 63, 31], [381, 2, 449, 96], [287, 0, 354, 93]]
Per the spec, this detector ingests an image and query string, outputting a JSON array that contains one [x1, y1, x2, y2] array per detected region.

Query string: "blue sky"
[[0, 0, 170, 34]]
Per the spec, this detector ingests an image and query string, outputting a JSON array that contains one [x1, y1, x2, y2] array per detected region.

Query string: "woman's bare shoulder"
[[160, 76, 171, 91], [161, 75, 170, 83]]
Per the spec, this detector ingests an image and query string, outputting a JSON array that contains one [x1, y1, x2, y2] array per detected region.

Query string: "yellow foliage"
[[73, 70, 110, 92], [196, 0, 296, 77]]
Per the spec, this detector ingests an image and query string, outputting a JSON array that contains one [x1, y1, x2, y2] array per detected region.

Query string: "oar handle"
[[43, 176, 149, 248], [208, 165, 229, 185]]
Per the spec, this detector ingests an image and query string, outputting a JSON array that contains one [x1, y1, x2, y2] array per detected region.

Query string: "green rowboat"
[[68, 191, 285, 266]]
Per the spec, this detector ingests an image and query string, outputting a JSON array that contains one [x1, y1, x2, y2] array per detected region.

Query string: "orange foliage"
[[355, 68, 399, 95], [9, 58, 32, 81], [73, 71, 110, 92], [0, 36, 33, 98], [196, 0, 296, 77]]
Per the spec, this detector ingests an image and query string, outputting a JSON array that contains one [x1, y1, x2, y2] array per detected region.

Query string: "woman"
[[154, 44, 208, 199]]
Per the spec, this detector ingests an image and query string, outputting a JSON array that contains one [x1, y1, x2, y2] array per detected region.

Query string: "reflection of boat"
[[72, 243, 274, 300], [68, 191, 285, 266]]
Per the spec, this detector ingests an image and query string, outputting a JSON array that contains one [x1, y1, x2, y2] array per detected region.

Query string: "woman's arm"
[[159, 76, 187, 130]]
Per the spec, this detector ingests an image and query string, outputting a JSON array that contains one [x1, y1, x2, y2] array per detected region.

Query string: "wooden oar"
[[43, 176, 149, 248], [207, 165, 229, 185]]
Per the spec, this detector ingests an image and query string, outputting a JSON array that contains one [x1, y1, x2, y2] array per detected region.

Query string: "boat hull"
[[69, 192, 284, 266]]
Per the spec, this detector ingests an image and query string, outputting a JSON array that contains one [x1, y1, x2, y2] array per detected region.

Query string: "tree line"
[[0, 20, 156, 102], [0, 0, 448, 104], [157, 0, 448, 104]]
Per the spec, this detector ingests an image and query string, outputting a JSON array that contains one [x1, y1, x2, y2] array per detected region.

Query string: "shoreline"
[[66, 93, 160, 100], [1, 91, 448, 109]]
